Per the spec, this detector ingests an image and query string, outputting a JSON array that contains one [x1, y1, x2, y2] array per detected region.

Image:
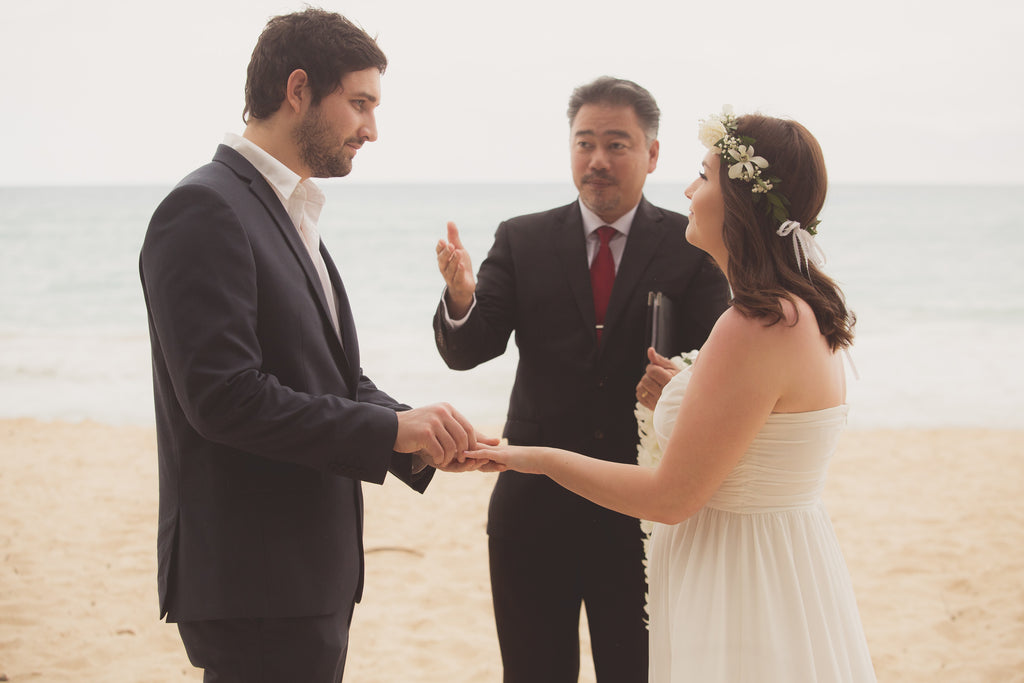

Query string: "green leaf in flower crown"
[[762, 192, 790, 224]]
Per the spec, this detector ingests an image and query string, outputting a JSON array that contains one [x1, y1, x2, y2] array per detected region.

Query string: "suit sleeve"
[[433, 221, 517, 370], [141, 183, 401, 484], [354, 370, 434, 491]]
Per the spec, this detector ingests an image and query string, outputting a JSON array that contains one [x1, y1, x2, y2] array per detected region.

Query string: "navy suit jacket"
[[433, 198, 730, 537], [140, 145, 431, 622]]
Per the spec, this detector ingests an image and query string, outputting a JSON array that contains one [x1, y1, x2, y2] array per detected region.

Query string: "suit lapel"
[[321, 247, 360, 388], [213, 146, 353, 376], [553, 203, 597, 337], [603, 197, 667, 343], [558, 197, 669, 348]]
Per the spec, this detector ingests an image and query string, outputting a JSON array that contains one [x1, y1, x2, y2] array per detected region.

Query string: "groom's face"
[[295, 67, 381, 178]]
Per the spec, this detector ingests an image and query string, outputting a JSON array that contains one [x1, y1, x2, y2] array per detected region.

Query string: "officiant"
[[431, 76, 730, 682]]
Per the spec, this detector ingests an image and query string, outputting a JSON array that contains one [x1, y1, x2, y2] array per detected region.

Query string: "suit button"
[[594, 430, 604, 440]]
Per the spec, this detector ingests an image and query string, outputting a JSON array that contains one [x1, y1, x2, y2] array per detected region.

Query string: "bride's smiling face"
[[684, 150, 725, 260]]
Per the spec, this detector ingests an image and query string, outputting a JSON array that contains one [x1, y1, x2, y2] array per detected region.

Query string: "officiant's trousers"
[[489, 521, 648, 683]]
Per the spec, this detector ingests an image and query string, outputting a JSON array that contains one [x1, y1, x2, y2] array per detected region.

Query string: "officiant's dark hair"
[[567, 77, 661, 145], [720, 115, 855, 350], [243, 8, 387, 122]]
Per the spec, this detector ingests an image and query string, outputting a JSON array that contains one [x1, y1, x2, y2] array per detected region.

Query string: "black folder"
[[644, 291, 676, 358]]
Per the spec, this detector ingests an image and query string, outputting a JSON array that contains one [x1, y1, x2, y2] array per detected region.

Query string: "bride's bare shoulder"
[[778, 296, 817, 328], [700, 308, 778, 363], [709, 301, 804, 337], [704, 298, 820, 359]]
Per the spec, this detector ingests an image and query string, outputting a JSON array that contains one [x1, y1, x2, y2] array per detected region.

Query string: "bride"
[[469, 109, 876, 681]]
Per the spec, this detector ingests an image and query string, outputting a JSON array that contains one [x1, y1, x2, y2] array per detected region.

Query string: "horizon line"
[[1, 180, 1022, 189]]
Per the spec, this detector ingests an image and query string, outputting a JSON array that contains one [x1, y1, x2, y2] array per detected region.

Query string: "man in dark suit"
[[140, 10, 489, 682], [433, 77, 731, 681]]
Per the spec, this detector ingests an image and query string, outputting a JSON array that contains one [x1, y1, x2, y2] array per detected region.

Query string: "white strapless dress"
[[647, 366, 876, 682]]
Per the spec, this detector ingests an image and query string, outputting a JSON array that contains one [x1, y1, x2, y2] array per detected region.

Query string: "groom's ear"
[[283, 69, 310, 115]]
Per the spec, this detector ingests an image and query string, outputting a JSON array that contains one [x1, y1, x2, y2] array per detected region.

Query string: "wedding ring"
[[640, 389, 648, 398]]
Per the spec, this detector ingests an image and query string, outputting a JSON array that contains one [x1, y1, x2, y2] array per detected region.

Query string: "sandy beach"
[[1, 419, 1022, 682]]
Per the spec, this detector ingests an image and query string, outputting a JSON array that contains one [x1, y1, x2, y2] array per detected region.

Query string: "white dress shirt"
[[579, 199, 637, 273], [224, 133, 341, 338]]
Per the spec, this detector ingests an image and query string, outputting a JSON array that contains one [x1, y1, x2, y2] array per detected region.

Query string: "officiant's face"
[[684, 151, 725, 256], [571, 103, 659, 224], [295, 67, 381, 178]]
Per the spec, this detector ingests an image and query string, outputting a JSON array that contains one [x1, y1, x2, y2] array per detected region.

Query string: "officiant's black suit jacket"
[[140, 145, 430, 623], [434, 197, 728, 537]]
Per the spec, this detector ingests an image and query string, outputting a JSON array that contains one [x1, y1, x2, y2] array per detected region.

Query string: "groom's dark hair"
[[243, 7, 387, 122], [567, 76, 661, 145]]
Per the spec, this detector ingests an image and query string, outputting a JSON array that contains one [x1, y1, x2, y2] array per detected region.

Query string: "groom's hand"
[[394, 403, 475, 468], [636, 347, 679, 409], [436, 221, 476, 319], [432, 456, 490, 473], [412, 429, 502, 472], [438, 431, 504, 473], [412, 450, 475, 473]]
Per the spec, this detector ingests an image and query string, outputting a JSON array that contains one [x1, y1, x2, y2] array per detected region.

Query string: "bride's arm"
[[471, 308, 788, 523]]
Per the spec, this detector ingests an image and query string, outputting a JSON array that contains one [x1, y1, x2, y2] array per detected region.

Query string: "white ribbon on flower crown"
[[775, 220, 859, 380], [776, 220, 826, 277]]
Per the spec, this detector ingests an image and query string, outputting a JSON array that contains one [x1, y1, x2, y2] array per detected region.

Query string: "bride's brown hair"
[[719, 114, 855, 350]]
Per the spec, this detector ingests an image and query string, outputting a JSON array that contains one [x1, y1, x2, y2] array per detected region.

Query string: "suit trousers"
[[177, 607, 353, 683], [488, 522, 648, 683]]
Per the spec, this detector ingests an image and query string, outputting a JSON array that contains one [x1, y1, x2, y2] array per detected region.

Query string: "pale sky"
[[3, 0, 1021, 186]]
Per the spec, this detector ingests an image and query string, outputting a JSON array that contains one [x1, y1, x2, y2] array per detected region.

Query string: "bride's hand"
[[434, 457, 497, 473], [465, 444, 543, 475], [472, 431, 501, 449]]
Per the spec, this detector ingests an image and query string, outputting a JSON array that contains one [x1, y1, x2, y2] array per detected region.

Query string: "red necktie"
[[590, 226, 617, 343]]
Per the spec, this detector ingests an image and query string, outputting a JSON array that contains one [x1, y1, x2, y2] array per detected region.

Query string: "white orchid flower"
[[727, 145, 769, 180]]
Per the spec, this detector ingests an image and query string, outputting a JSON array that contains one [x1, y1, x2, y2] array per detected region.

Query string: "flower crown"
[[698, 105, 818, 236]]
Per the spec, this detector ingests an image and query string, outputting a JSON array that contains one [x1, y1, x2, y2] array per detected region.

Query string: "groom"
[[433, 77, 730, 681], [140, 9, 488, 681]]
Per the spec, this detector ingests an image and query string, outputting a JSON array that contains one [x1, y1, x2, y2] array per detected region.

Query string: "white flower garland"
[[697, 105, 820, 235], [635, 349, 698, 621]]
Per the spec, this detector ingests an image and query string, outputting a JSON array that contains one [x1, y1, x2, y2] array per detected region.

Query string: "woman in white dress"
[[469, 109, 876, 682]]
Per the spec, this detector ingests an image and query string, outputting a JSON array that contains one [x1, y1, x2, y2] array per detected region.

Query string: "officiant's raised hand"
[[636, 347, 680, 409], [436, 221, 476, 319]]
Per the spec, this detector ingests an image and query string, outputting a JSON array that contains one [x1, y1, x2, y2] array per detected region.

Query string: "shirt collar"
[[578, 198, 640, 238], [224, 133, 325, 227]]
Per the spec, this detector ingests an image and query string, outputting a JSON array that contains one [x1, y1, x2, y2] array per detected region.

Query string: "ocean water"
[[1, 183, 1022, 430]]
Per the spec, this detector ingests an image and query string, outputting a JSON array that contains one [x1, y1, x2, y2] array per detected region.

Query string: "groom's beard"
[[294, 109, 356, 179]]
